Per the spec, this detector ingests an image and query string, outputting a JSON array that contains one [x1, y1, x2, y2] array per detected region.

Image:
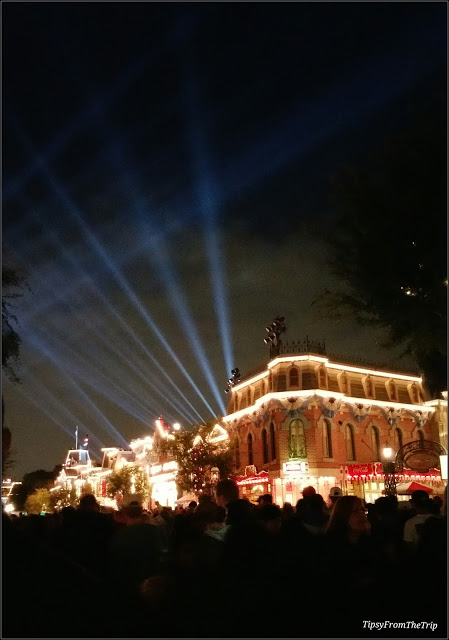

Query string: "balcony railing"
[[233, 338, 420, 385]]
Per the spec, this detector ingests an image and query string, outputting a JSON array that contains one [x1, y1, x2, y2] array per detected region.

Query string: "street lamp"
[[382, 442, 397, 497], [211, 466, 220, 498]]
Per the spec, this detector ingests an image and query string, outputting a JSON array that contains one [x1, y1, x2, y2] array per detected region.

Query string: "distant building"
[[222, 349, 446, 505], [53, 416, 207, 510]]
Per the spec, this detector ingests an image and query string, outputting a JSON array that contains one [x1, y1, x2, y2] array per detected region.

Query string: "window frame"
[[270, 422, 276, 461], [262, 429, 269, 464], [247, 433, 254, 466], [345, 423, 356, 461], [323, 419, 333, 458]]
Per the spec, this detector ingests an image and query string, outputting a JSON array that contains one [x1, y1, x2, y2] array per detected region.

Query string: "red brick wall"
[[236, 408, 434, 472]]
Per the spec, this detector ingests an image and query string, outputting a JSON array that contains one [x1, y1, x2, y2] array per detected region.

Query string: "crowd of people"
[[3, 481, 447, 638]]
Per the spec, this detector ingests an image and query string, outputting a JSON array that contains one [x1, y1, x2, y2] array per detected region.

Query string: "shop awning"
[[395, 481, 433, 495]]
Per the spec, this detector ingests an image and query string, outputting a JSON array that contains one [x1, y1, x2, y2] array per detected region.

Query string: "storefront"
[[270, 462, 338, 506], [344, 463, 443, 503], [236, 470, 271, 503], [150, 460, 178, 509]]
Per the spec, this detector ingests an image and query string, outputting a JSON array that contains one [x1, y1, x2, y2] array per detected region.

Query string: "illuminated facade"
[[53, 416, 230, 510], [2, 478, 21, 513], [222, 353, 445, 504]]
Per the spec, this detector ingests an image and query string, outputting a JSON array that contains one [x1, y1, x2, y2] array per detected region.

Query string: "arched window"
[[345, 424, 356, 461], [388, 380, 398, 402], [289, 367, 299, 387], [247, 433, 253, 466], [235, 439, 240, 470], [340, 372, 349, 395], [288, 419, 307, 459], [394, 428, 403, 452], [410, 384, 422, 404], [370, 426, 380, 461], [318, 366, 327, 389], [365, 377, 374, 399], [323, 419, 332, 458], [262, 429, 269, 464], [270, 423, 276, 460]]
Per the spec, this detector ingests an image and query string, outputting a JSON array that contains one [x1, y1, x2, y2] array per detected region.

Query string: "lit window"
[[318, 366, 327, 389], [289, 367, 299, 387], [288, 419, 307, 459]]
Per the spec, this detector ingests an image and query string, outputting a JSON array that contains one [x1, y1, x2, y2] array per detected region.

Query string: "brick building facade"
[[222, 353, 446, 505]]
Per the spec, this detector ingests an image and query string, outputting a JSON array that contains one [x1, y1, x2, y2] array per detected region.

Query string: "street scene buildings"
[[50, 344, 447, 510]]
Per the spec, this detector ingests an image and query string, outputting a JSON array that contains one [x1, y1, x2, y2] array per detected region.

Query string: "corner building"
[[222, 352, 445, 505]]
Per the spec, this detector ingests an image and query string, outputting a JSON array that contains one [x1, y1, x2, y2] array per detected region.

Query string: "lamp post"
[[382, 443, 397, 497], [211, 466, 220, 499]]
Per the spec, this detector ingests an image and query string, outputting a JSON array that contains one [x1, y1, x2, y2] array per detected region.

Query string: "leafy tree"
[[2, 420, 14, 478], [159, 421, 235, 495], [16, 465, 62, 510], [2, 252, 30, 476], [25, 487, 51, 514], [315, 113, 446, 396], [49, 486, 78, 511], [2, 257, 29, 384]]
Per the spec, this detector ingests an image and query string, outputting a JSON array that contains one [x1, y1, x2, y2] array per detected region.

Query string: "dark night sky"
[[2, 2, 447, 477]]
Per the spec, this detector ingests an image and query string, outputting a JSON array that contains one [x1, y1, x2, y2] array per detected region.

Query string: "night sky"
[[3, 2, 447, 477]]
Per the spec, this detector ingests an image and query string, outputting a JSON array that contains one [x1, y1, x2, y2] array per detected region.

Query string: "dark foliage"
[[316, 113, 446, 395]]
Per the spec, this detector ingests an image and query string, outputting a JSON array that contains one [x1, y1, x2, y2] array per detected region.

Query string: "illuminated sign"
[[283, 461, 309, 475], [236, 476, 270, 486]]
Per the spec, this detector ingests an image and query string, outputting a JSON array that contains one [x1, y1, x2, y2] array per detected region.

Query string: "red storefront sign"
[[347, 463, 441, 479], [347, 463, 381, 476], [236, 470, 270, 486]]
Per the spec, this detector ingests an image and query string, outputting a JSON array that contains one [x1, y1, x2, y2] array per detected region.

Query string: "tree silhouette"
[[315, 112, 446, 396]]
